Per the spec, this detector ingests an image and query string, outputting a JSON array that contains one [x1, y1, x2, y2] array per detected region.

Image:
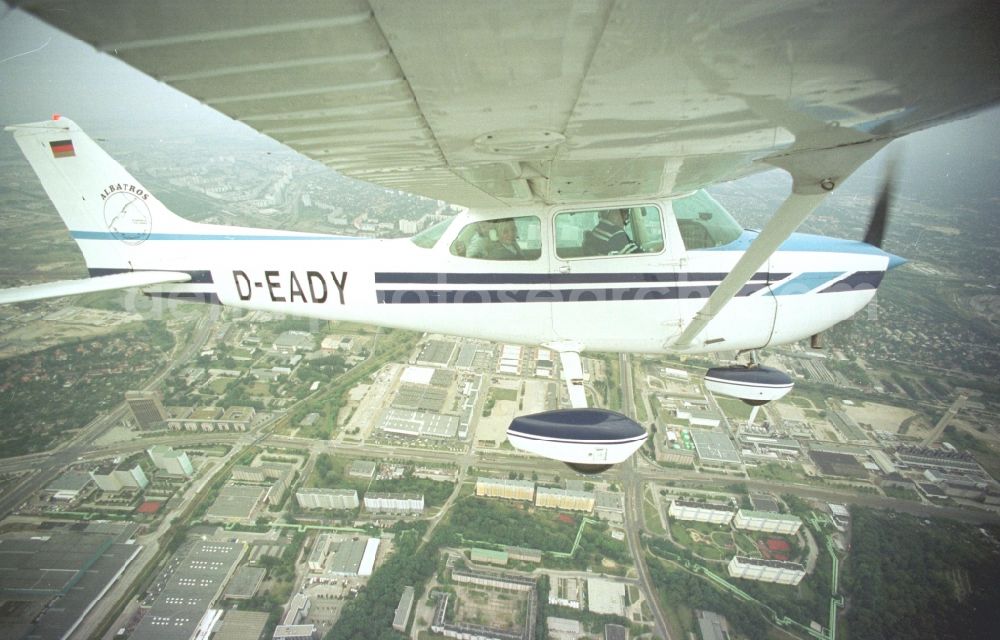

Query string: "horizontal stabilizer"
[[0, 271, 192, 305]]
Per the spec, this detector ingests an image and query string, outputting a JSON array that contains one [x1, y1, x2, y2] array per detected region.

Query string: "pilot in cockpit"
[[584, 208, 639, 256]]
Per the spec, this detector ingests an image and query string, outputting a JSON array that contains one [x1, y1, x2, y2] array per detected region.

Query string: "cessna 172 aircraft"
[[3, 0, 998, 471]]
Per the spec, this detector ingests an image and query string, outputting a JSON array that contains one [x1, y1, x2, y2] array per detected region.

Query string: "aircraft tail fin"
[[6, 116, 196, 270]]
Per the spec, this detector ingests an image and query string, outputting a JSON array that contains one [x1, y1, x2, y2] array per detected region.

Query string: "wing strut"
[[546, 342, 588, 408], [673, 139, 891, 349]]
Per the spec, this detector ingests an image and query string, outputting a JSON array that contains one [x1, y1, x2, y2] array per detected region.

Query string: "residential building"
[[296, 488, 359, 510], [393, 586, 415, 632], [476, 477, 535, 501], [727, 556, 806, 585], [733, 509, 802, 534], [535, 486, 595, 512], [364, 493, 424, 514], [668, 499, 735, 525]]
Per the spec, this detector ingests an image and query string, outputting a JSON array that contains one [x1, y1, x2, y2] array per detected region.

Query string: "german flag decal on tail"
[[49, 139, 75, 158]]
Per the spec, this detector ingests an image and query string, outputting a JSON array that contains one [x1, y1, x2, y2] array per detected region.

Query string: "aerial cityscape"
[[0, 116, 998, 640]]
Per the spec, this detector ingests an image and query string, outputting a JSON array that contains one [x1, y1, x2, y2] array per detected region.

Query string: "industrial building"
[[454, 341, 495, 371], [690, 431, 742, 466], [894, 445, 984, 473], [273, 330, 314, 352], [727, 556, 806, 585], [147, 445, 194, 476], [431, 587, 536, 640], [329, 538, 368, 576], [296, 488, 359, 510], [131, 540, 244, 639], [349, 460, 377, 478], [126, 390, 168, 429], [535, 486, 595, 512], [223, 565, 266, 600], [548, 576, 583, 609], [695, 610, 732, 640], [364, 493, 424, 514], [43, 470, 93, 501], [668, 499, 735, 524], [476, 477, 536, 501], [272, 624, 317, 639], [378, 408, 459, 438], [452, 568, 536, 592], [733, 510, 802, 534], [676, 406, 722, 427], [308, 534, 333, 572], [90, 462, 150, 492], [587, 578, 627, 616], [205, 484, 266, 523], [548, 617, 582, 640], [310, 536, 380, 576], [415, 339, 457, 367], [471, 548, 509, 566], [0, 524, 142, 640], [506, 546, 543, 563], [213, 610, 269, 640], [231, 465, 268, 482], [223, 566, 267, 600], [284, 593, 310, 625]]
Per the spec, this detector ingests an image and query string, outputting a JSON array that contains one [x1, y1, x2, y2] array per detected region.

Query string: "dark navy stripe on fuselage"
[[374, 271, 785, 285], [376, 282, 768, 304]]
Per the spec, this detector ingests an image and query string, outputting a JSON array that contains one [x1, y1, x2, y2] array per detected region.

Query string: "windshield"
[[409, 218, 452, 249], [670, 190, 743, 250]]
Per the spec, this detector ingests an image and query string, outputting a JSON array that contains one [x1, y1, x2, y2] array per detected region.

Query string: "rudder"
[[7, 116, 196, 270]]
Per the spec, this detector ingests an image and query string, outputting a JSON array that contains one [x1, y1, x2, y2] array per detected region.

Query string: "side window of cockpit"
[[671, 190, 743, 250], [449, 216, 541, 261], [554, 206, 662, 259]]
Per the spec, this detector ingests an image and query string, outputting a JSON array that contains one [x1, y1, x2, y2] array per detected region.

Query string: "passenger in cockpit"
[[487, 219, 523, 260], [466, 221, 495, 258]]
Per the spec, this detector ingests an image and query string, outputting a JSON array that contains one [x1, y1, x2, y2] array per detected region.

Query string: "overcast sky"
[[2, 7, 998, 204]]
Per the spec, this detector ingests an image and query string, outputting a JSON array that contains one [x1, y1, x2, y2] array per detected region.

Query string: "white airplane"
[[3, 1, 999, 472]]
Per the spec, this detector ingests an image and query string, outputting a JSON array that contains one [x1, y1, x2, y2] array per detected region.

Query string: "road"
[[920, 393, 968, 447], [0, 311, 218, 520], [5, 315, 1000, 640], [618, 353, 672, 640]]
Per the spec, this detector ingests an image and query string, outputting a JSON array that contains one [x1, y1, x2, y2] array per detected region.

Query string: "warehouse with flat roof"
[[131, 540, 243, 640], [205, 484, 266, 523], [0, 525, 142, 640], [378, 408, 459, 438]]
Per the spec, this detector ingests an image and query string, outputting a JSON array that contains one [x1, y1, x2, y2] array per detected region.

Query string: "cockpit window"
[[449, 216, 541, 261], [555, 205, 663, 259], [670, 190, 743, 250], [409, 218, 452, 249]]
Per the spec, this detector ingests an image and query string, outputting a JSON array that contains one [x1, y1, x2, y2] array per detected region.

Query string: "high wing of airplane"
[[5, 0, 999, 470]]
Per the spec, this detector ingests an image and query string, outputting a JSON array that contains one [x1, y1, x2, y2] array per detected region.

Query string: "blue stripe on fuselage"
[[705, 229, 894, 258], [768, 271, 844, 296]]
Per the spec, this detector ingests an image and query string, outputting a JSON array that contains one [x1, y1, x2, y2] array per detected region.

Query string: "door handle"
[[558, 265, 571, 273]]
